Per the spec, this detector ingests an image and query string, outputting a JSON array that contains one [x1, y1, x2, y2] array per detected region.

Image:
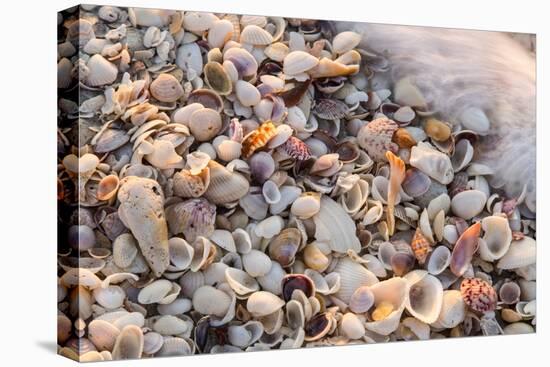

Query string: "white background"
[[0, 0, 546, 366]]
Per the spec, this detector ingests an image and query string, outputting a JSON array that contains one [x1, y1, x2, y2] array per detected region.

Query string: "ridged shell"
[[138, 279, 173, 304], [240, 25, 274, 45], [150, 73, 184, 102], [357, 117, 399, 161], [460, 278, 497, 313], [333, 257, 379, 303], [497, 236, 536, 270], [165, 198, 216, 242], [87, 55, 118, 87], [203, 161, 250, 204], [241, 121, 277, 158], [172, 168, 211, 198], [312, 196, 361, 254]]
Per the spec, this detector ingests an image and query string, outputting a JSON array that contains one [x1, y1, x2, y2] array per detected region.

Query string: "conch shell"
[[117, 176, 170, 277]]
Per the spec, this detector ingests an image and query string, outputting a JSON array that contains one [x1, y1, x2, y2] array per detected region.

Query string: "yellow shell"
[[411, 227, 432, 264], [241, 121, 276, 158], [372, 301, 394, 321], [424, 118, 452, 142]]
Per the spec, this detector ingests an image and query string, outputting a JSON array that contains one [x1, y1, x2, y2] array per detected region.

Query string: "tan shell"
[[246, 291, 285, 317], [88, 319, 121, 351], [264, 42, 289, 62], [97, 174, 120, 201], [240, 25, 274, 45], [204, 62, 233, 95], [173, 167, 211, 198], [203, 160, 250, 204], [112, 325, 144, 360], [283, 51, 319, 75], [150, 73, 184, 102], [207, 19, 234, 48], [332, 31, 362, 54], [117, 176, 169, 277], [189, 108, 222, 142]]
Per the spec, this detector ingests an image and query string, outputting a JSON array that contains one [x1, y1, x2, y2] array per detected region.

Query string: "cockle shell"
[[291, 192, 321, 219], [410, 142, 454, 185], [241, 121, 277, 158], [236, 80, 261, 107], [497, 236, 536, 270], [208, 19, 234, 48], [173, 167, 211, 198], [313, 196, 361, 254], [426, 246, 452, 275], [240, 25, 274, 45], [225, 267, 260, 297], [246, 291, 285, 317], [188, 108, 222, 142], [150, 73, 184, 102], [117, 176, 169, 277], [332, 31, 362, 54], [224, 47, 258, 78], [268, 227, 301, 267], [357, 117, 399, 161], [365, 277, 408, 335], [192, 285, 232, 317], [333, 257, 379, 303], [404, 270, 444, 324], [93, 285, 126, 309], [165, 198, 216, 242], [204, 160, 250, 204], [183, 11, 218, 33], [87, 55, 118, 87], [228, 321, 264, 348], [349, 286, 375, 313], [460, 278, 497, 313], [264, 42, 289, 62], [341, 313, 365, 339], [242, 249, 272, 277], [283, 51, 319, 75]]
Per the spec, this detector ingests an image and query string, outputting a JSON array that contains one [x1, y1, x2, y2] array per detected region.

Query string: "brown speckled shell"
[[410, 227, 431, 264], [357, 117, 399, 161], [241, 121, 277, 158], [460, 278, 497, 313], [281, 136, 312, 161]]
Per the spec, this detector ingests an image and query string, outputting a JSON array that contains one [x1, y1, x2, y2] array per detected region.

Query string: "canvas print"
[[57, 4, 536, 362]]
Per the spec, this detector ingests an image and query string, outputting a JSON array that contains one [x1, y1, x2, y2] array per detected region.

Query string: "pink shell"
[[460, 278, 497, 313], [357, 117, 399, 161], [281, 136, 312, 161]]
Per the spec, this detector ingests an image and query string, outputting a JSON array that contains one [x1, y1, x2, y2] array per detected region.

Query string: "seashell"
[[303, 242, 330, 272], [257, 261, 286, 295], [239, 190, 269, 220], [332, 31, 362, 54], [97, 174, 120, 201], [224, 47, 258, 78], [93, 286, 126, 310], [58, 58, 72, 89], [156, 337, 194, 356], [117, 176, 169, 277], [67, 18, 95, 47], [304, 312, 333, 341], [365, 277, 408, 335], [208, 19, 234, 48], [404, 270, 444, 324], [192, 285, 232, 317], [250, 151, 276, 183], [309, 58, 359, 79], [497, 236, 536, 270], [357, 117, 399, 161], [281, 274, 315, 301], [499, 281, 521, 304], [281, 136, 312, 161], [450, 190, 487, 220], [503, 322, 535, 335], [173, 167, 211, 198], [225, 267, 260, 297], [228, 321, 264, 348], [143, 140, 184, 170], [479, 215, 512, 261], [268, 228, 301, 267], [247, 291, 285, 317], [241, 122, 277, 158], [424, 118, 451, 142], [255, 215, 285, 239], [153, 315, 192, 336], [236, 80, 261, 107], [129, 7, 172, 27], [86, 55, 118, 87], [426, 246, 451, 275], [112, 325, 144, 360], [349, 286, 375, 313], [393, 77, 427, 110], [313, 196, 361, 254], [168, 237, 194, 270], [176, 42, 203, 79], [165, 198, 216, 242], [431, 290, 466, 329], [450, 222, 481, 277], [451, 139, 474, 172], [286, 299, 305, 329], [158, 298, 192, 316], [183, 11, 218, 33], [313, 99, 349, 120], [189, 236, 217, 272], [291, 192, 321, 219], [401, 168, 431, 198], [210, 229, 237, 252], [204, 61, 233, 95], [410, 142, 454, 185], [391, 252, 415, 276], [333, 257, 379, 303], [203, 160, 250, 204], [188, 108, 222, 142], [214, 136, 242, 162], [88, 319, 120, 352], [138, 279, 173, 304], [386, 151, 406, 235], [460, 278, 497, 313], [242, 249, 272, 277], [262, 180, 281, 204], [240, 25, 274, 45], [264, 42, 289, 62], [143, 332, 164, 355], [283, 51, 319, 75], [341, 313, 365, 340], [410, 228, 432, 265]]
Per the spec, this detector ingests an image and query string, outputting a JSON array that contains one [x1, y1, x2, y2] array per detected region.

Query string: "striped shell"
[[241, 121, 277, 158], [357, 117, 399, 161], [281, 136, 312, 161], [150, 73, 184, 102], [313, 99, 349, 120], [410, 228, 431, 264], [460, 278, 497, 313]]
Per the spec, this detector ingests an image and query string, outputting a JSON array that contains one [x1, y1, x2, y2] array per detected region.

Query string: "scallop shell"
[[404, 270, 444, 324], [240, 25, 274, 45], [497, 236, 536, 270], [313, 196, 361, 254], [165, 198, 216, 242], [333, 257, 379, 303], [460, 278, 497, 313], [204, 160, 250, 204], [87, 55, 118, 87]]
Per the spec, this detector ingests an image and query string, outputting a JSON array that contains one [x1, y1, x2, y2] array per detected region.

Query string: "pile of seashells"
[[57, 5, 536, 362]]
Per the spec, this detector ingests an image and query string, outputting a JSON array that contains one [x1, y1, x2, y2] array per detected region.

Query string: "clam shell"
[[240, 25, 274, 45], [313, 196, 361, 254], [268, 228, 301, 267], [333, 257, 379, 303], [291, 192, 321, 219], [112, 325, 144, 360], [176, 42, 203, 77], [497, 236, 536, 270], [112, 233, 138, 269], [431, 290, 466, 329], [246, 291, 285, 317], [224, 47, 258, 78], [87, 55, 118, 87], [225, 267, 260, 297], [403, 270, 443, 324], [168, 237, 194, 270], [283, 51, 319, 75], [410, 142, 454, 185], [165, 198, 216, 242], [236, 80, 261, 107], [257, 261, 286, 295], [340, 313, 365, 339], [365, 277, 409, 335], [183, 11, 218, 32], [204, 61, 233, 95], [208, 19, 234, 48], [138, 279, 173, 304], [173, 167, 211, 198], [88, 319, 121, 351], [192, 285, 232, 317], [153, 315, 191, 335], [242, 249, 272, 277], [204, 161, 250, 204], [450, 222, 481, 277], [479, 215, 512, 261], [157, 337, 194, 356], [332, 31, 361, 54], [188, 108, 222, 142], [93, 286, 126, 309], [349, 286, 375, 313], [426, 246, 451, 275], [451, 190, 487, 220], [264, 42, 289, 62], [143, 332, 164, 355]]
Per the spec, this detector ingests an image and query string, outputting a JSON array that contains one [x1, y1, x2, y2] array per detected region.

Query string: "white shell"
[[332, 31, 362, 54], [313, 196, 361, 254], [246, 291, 285, 317], [225, 267, 260, 296], [208, 19, 234, 48], [403, 270, 443, 324], [365, 277, 409, 335], [235, 80, 261, 106], [138, 280, 173, 304], [242, 249, 272, 277], [333, 257, 379, 303], [257, 261, 286, 295], [426, 246, 451, 275], [497, 236, 536, 270], [340, 313, 365, 339], [87, 54, 118, 86], [410, 142, 454, 184], [240, 25, 274, 45], [93, 286, 126, 309], [451, 190, 487, 220], [153, 315, 191, 335], [210, 229, 237, 252], [228, 321, 264, 347], [192, 285, 232, 317], [88, 319, 120, 351], [283, 51, 319, 75], [431, 290, 466, 329], [479, 215, 512, 261]]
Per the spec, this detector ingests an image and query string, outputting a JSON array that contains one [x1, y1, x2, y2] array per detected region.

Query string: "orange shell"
[[411, 227, 432, 264], [241, 121, 276, 158]]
